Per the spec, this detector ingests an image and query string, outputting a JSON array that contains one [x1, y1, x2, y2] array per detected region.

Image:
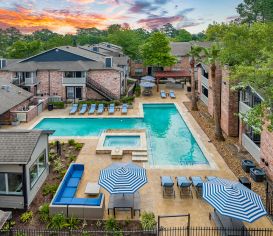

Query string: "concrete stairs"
[[132, 151, 148, 162]]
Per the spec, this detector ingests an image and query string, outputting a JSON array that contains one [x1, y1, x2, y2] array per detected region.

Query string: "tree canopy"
[[140, 32, 177, 67]]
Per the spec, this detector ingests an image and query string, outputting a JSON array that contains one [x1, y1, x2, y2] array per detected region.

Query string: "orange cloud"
[[0, 6, 125, 34]]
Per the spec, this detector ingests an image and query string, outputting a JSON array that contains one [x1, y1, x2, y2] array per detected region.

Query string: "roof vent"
[[1, 85, 11, 92]]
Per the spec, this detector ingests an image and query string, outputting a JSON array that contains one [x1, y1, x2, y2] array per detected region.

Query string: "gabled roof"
[[0, 130, 54, 164], [170, 42, 192, 56], [0, 78, 33, 114]]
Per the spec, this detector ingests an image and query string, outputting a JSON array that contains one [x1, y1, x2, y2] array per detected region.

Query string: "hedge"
[[49, 101, 65, 109]]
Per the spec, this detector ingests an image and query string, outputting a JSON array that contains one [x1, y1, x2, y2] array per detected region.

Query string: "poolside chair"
[[97, 104, 104, 114], [169, 90, 176, 99], [121, 104, 128, 114], [190, 176, 204, 198], [79, 104, 88, 114], [69, 104, 78, 115], [88, 104, 96, 114], [161, 176, 175, 198], [108, 103, 115, 115], [176, 176, 193, 198], [206, 176, 217, 181], [160, 90, 167, 98]]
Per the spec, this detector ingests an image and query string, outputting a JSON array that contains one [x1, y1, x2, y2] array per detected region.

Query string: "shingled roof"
[[0, 130, 53, 164], [0, 79, 33, 114]]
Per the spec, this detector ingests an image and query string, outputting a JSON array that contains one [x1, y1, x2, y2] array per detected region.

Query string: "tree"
[[33, 29, 58, 41], [203, 44, 225, 141], [140, 32, 177, 68], [140, 32, 177, 91], [188, 45, 203, 111], [107, 24, 122, 34], [236, 0, 273, 24], [174, 29, 192, 42], [160, 23, 178, 38], [7, 40, 43, 58]]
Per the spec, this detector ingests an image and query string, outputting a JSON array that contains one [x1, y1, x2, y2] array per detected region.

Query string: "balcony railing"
[[201, 75, 208, 88], [62, 77, 86, 85], [12, 77, 38, 86], [200, 93, 208, 106], [242, 134, 260, 162], [239, 101, 251, 114]]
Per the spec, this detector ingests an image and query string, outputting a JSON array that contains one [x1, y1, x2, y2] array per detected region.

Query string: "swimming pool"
[[34, 104, 209, 166], [103, 136, 141, 148]]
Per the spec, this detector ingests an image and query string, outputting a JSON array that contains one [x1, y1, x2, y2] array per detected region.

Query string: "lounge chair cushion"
[[177, 176, 192, 187], [67, 178, 80, 188], [62, 187, 77, 198], [58, 197, 73, 204], [161, 176, 174, 187], [70, 198, 86, 205], [191, 176, 203, 187], [72, 170, 83, 178]]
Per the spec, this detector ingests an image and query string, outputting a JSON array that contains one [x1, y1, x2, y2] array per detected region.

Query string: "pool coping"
[[31, 102, 219, 170]]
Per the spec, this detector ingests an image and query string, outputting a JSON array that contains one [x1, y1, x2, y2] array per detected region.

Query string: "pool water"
[[34, 104, 209, 166], [103, 136, 141, 148]]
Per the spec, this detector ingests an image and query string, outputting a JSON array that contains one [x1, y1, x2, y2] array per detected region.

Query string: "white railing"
[[62, 77, 86, 85], [201, 75, 208, 88], [242, 134, 260, 162], [25, 77, 38, 86], [239, 101, 251, 114], [201, 93, 208, 106]]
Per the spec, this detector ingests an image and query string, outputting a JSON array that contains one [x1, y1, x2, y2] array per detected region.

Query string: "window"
[[67, 87, 75, 99], [0, 173, 22, 195], [29, 151, 46, 188], [64, 72, 83, 78], [245, 125, 261, 147], [75, 71, 82, 78], [202, 86, 208, 98], [25, 72, 31, 78], [135, 68, 143, 76]]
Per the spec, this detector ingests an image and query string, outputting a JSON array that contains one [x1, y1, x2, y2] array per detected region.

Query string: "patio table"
[[108, 192, 140, 218]]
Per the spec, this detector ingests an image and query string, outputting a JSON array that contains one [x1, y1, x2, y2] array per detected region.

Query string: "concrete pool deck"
[[10, 86, 272, 228]]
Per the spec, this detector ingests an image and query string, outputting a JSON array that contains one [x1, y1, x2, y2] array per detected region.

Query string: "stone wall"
[[86, 87, 105, 100], [260, 126, 273, 180], [87, 70, 121, 99], [220, 67, 239, 137]]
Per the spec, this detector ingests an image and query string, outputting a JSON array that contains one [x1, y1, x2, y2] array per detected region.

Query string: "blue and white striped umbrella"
[[141, 76, 156, 82], [203, 178, 267, 223], [98, 163, 147, 194]]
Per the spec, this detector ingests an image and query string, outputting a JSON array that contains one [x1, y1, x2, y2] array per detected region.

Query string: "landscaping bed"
[[5, 140, 83, 230], [184, 101, 266, 202]]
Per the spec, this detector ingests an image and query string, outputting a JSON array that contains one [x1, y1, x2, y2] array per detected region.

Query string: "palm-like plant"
[[188, 45, 203, 111], [203, 43, 225, 141]]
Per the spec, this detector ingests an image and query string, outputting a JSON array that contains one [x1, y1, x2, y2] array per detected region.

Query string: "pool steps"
[[132, 151, 148, 162]]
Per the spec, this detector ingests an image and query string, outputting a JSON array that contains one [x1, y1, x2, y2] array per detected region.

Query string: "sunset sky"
[[0, 0, 241, 34]]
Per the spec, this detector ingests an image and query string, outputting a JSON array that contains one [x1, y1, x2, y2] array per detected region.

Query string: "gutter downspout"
[[22, 165, 28, 210]]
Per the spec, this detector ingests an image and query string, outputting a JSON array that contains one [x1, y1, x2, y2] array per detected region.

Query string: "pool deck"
[[12, 86, 272, 228]]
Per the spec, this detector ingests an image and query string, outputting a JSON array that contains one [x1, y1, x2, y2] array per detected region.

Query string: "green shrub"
[[20, 211, 33, 223], [38, 203, 50, 223], [2, 221, 15, 230], [42, 183, 58, 196], [49, 102, 65, 109], [68, 139, 76, 146], [75, 143, 83, 151], [15, 233, 26, 236], [53, 158, 64, 173], [58, 169, 67, 179], [68, 155, 76, 163], [104, 217, 120, 232], [135, 85, 141, 97], [140, 211, 157, 230], [47, 213, 68, 230], [66, 216, 81, 230]]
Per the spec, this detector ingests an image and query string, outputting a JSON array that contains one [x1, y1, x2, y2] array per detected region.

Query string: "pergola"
[[154, 70, 191, 91]]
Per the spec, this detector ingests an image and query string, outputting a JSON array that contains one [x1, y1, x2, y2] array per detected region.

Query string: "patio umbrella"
[[139, 81, 155, 88], [141, 75, 155, 82], [98, 162, 147, 194], [203, 178, 267, 223]]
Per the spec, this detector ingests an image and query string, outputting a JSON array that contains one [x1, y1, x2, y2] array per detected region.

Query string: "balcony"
[[239, 101, 251, 114], [201, 75, 208, 88], [12, 77, 38, 86], [242, 134, 260, 162], [62, 77, 86, 85]]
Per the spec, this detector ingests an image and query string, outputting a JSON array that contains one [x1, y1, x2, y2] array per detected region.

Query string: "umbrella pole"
[[157, 78, 159, 92]]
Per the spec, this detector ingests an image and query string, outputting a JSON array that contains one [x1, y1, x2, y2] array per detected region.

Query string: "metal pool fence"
[[1, 227, 273, 236]]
